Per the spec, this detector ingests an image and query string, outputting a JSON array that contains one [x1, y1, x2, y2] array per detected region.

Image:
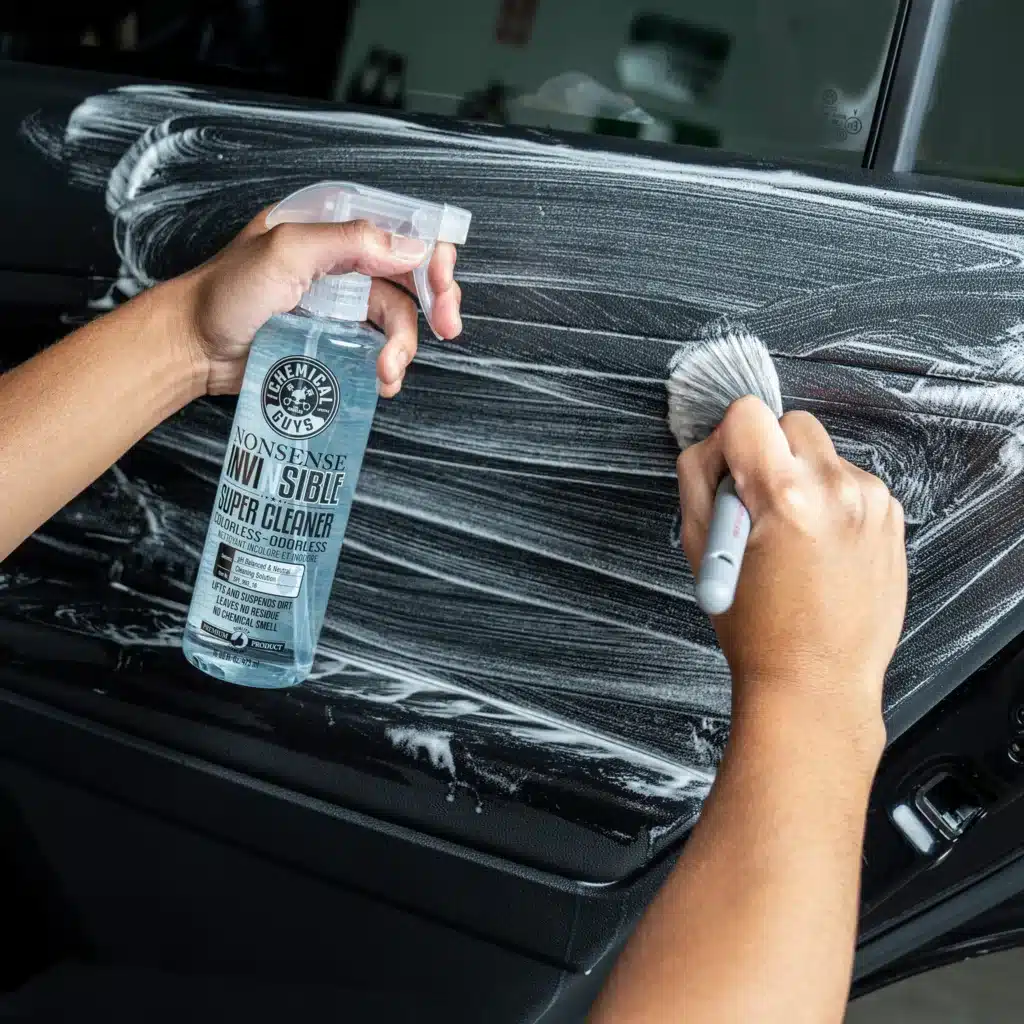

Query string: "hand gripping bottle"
[[183, 182, 471, 687]]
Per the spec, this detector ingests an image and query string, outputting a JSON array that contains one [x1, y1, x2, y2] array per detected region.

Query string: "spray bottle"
[[183, 182, 472, 688]]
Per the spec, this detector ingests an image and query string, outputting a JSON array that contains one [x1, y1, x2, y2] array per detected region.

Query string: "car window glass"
[[4, 1, 902, 167], [914, 0, 1022, 184], [338, 0, 902, 165]]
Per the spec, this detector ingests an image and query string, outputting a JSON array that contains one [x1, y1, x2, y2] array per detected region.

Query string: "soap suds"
[[386, 726, 456, 776], [13, 84, 1024, 844]]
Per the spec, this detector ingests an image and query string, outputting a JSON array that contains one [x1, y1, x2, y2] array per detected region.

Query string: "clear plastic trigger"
[[412, 242, 441, 340]]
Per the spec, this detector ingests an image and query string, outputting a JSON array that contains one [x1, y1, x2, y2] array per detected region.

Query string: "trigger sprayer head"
[[265, 182, 471, 338]]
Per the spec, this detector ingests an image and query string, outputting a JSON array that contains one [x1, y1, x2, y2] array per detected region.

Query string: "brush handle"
[[696, 475, 750, 616]]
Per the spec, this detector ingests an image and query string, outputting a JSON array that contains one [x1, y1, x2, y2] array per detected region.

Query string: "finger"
[[431, 276, 463, 339], [716, 396, 797, 518], [367, 279, 419, 389], [429, 242, 457, 295], [379, 372, 405, 400], [779, 410, 839, 467], [678, 435, 725, 533], [677, 432, 726, 569], [842, 458, 888, 494], [885, 494, 909, 598], [386, 242, 458, 294], [889, 499, 908, 581], [260, 220, 431, 293], [387, 243, 463, 339], [839, 459, 894, 524]]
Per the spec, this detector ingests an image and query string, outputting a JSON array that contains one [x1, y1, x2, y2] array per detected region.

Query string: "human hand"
[[677, 397, 907, 751], [164, 208, 463, 397]]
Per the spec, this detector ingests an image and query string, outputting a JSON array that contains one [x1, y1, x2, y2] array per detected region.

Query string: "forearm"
[[590, 689, 883, 1024], [0, 280, 204, 559]]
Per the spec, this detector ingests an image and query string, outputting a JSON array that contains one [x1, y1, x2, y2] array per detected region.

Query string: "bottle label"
[[190, 413, 348, 664]]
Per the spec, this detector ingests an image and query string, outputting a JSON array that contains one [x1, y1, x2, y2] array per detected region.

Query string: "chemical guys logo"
[[261, 357, 340, 440]]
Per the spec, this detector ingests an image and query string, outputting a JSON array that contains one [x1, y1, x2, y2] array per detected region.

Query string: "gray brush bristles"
[[666, 328, 783, 450]]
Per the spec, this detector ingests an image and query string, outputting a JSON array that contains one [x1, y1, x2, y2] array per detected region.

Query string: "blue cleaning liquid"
[[183, 311, 382, 688]]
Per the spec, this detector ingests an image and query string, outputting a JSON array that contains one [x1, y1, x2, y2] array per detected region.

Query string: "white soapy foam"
[[19, 83, 1024, 835], [386, 726, 457, 776]]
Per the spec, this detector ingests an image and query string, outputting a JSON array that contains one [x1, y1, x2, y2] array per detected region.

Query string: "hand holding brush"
[[594, 383, 908, 1024], [667, 329, 783, 614]]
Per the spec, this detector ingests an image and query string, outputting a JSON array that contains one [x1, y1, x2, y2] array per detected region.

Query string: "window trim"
[[865, 0, 956, 172]]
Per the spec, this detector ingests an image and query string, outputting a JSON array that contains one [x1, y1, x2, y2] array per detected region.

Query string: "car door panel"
[[5, 57, 1024, 1002]]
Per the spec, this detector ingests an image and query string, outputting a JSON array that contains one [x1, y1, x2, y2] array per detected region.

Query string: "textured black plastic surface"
[[5, 60, 1024, 891]]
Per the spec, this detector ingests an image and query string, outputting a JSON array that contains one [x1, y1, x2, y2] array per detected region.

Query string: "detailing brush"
[[667, 328, 783, 615]]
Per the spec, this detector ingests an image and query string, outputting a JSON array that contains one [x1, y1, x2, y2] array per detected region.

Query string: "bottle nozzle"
[[265, 182, 471, 338]]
